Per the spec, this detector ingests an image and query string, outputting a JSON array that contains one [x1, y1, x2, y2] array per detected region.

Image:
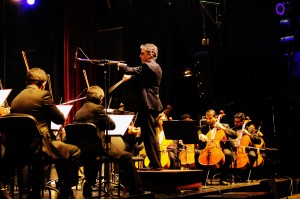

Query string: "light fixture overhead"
[[183, 68, 193, 77]]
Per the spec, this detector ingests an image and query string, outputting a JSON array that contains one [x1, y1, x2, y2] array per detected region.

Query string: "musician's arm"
[[224, 128, 238, 138]]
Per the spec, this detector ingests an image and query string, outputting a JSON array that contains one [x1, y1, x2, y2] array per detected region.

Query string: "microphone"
[[74, 48, 78, 69]]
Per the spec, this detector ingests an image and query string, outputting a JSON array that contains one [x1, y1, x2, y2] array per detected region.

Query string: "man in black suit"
[[73, 85, 144, 197], [9, 67, 80, 198], [117, 43, 164, 170]]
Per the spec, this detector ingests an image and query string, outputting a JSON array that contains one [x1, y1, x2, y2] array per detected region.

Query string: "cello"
[[251, 124, 265, 167], [232, 117, 251, 170], [198, 110, 226, 169], [139, 113, 173, 169], [179, 116, 195, 169], [179, 142, 195, 169]]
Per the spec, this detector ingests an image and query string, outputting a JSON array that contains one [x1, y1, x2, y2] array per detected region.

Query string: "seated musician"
[[9, 67, 81, 198], [197, 109, 236, 185], [112, 103, 144, 156], [73, 85, 144, 197], [155, 113, 177, 169], [225, 112, 262, 182], [248, 123, 267, 160], [123, 121, 144, 156]]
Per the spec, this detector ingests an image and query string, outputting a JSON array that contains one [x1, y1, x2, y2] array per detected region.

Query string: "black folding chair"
[[0, 113, 59, 198], [64, 122, 104, 198]]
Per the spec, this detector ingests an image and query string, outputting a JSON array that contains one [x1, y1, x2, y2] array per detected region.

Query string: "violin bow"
[[22, 50, 30, 72], [83, 69, 90, 89]]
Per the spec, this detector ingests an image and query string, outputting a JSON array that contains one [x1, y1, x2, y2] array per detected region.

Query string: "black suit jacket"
[[73, 101, 126, 158], [119, 59, 163, 112], [10, 85, 69, 160]]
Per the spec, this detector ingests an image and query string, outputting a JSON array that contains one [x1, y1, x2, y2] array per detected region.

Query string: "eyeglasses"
[[140, 52, 147, 55]]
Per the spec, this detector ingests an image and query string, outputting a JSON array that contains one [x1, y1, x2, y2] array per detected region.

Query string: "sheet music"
[[0, 89, 12, 106], [107, 114, 134, 136], [51, 105, 73, 130]]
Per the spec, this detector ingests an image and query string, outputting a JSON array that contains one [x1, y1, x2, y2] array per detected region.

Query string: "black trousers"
[[136, 109, 162, 169]]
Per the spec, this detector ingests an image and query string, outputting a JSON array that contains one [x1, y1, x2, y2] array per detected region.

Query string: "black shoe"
[[0, 190, 13, 199], [83, 183, 92, 197]]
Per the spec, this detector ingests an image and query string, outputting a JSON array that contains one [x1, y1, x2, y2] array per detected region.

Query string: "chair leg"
[[247, 169, 252, 183], [204, 169, 210, 187], [9, 170, 14, 198]]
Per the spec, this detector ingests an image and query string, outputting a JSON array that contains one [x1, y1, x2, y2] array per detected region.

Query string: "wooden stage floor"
[[9, 169, 300, 199]]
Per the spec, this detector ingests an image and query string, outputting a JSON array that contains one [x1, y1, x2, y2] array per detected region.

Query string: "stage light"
[[276, 2, 291, 16], [183, 68, 193, 77], [27, 0, 35, 6], [280, 19, 292, 28], [280, 35, 294, 43]]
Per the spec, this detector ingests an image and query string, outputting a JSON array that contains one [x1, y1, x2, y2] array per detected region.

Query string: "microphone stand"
[[75, 47, 119, 197]]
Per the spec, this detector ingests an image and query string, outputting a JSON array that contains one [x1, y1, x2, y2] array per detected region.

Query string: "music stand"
[[163, 120, 200, 144], [0, 89, 12, 107], [51, 105, 73, 131], [107, 114, 134, 136]]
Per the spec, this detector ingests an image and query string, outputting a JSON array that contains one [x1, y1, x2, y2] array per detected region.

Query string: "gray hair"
[[140, 43, 158, 60], [87, 85, 104, 103], [26, 67, 47, 87]]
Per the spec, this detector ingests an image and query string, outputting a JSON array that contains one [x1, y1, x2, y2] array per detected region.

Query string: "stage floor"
[[8, 173, 299, 199]]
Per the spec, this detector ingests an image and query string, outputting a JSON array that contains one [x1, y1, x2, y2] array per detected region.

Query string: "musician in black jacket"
[[73, 85, 144, 197], [117, 43, 164, 170], [224, 112, 262, 182], [9, 67, 81, 198]]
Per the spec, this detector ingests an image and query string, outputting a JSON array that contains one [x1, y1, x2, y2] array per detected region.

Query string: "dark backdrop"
[[1, 0, 300, 176]]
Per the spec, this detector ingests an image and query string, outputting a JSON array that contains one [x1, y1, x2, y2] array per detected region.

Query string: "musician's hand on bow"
[[242, 129, 251, 136], [198, 134, 209, 142], [215, 122, 226, 131]]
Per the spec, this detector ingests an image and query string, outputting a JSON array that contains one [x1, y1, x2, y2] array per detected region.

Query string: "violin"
[[198, 110, 226, 169]]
